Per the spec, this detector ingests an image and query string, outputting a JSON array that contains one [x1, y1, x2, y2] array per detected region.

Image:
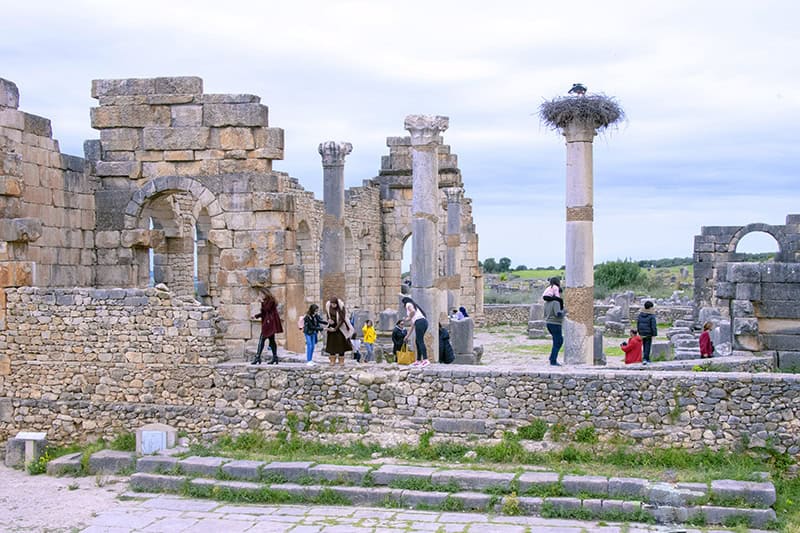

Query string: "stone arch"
[[729, 224, 786, 261], [124, 177, 225, 298]]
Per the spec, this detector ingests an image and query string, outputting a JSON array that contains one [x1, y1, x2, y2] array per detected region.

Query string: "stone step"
[[127, 472, 777, 527]]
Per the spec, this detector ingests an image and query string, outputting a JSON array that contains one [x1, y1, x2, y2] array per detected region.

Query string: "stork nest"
[[539, 94, 625, 131]]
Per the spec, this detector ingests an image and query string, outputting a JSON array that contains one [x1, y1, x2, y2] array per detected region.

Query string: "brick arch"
[[728, 223, 786, 260], [123, 176, 224, 231]]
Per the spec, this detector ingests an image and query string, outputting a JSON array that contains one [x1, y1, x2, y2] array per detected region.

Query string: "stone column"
[[318, 141, 352, 302], [404, 115, 448, 362], [563, 122, 597, 364], [444, 187, 463, 312]]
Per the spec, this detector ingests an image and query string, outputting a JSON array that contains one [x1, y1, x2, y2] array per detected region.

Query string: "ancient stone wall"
[[0, 78, 96, 289]]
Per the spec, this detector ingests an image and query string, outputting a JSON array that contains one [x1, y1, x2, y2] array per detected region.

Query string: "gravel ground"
[[0, 463, 131, 532]]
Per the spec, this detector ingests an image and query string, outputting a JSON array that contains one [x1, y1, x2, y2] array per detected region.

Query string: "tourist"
[[542, 277, 564, 366], [351, 335, 362, 363], [699, 321, 715, 358], [391, 319, 407, 358], [636, 301, 658, 365], [621, 329, 643, 364], [402, 296, 429, 367], [438, 324, 455, 364], [324, 297, 353, 366], [450, 309, 461, 320], [362, 319, 376, 362], [302, 304, 327, 366], [252, 288, 283, 365], [458, 306, 469, 318]]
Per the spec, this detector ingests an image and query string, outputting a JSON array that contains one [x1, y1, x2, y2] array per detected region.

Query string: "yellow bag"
[[397, 344, 415, 365]]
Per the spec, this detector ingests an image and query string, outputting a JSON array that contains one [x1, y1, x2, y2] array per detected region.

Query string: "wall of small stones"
[[482, 305, 529, 326], [2, 289, 798, 455]]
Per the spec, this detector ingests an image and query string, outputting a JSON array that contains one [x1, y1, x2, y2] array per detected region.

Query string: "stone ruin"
[[0, 75, 482, 363]]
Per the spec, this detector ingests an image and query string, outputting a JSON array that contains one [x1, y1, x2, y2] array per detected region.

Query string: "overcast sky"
[[3, 0, 798, 267]]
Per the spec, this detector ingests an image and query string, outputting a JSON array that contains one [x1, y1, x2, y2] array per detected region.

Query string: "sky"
[[2, 0, 799, 268]]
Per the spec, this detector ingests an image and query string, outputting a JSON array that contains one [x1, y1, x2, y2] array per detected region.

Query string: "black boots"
[[267, 356, 279, 365], [251, 356, 262, 365]]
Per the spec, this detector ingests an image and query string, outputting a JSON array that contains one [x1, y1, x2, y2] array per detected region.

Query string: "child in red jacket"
[[621, 329, 643, 364], [699, 321, 714, 358]]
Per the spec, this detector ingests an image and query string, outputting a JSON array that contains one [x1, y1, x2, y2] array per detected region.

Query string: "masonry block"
[[518, 471, 560, 494], [23, 113, 51, 137], [733, 317, 758, 335], [727, 263, 761, 283], [221, 460, 266, 481], [710, 479, 776, 507], [88, 450, 135, 474], [135, 456, 179, 474], [261, 461, 313, 482], [203, 104, 268, 127], [430, 469, 514, 491], [130, 472, 187, 492], [154, 76, 203, 95], [142, 127, 210, 150], [371, 464, 436, 486], [91, 106, 171, 128], [0, 78, 19, 109], [308, 464, 371, 485], [178, 455, 229, 476], [46, 452, 82, 476], [561, 475, 608, 496]]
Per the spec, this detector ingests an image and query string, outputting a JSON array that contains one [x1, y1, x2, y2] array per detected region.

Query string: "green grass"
[[510, 269, 564, 280]]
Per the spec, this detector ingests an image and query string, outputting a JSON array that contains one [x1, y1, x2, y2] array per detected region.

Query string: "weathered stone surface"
[[710, 479, 776, 507], [701, 505, 777, 528], [400, 489, 449, 507], [177, 455, 229, 476], [130, 472, 188, 492], [561, 475, 608, 496], [308, 464, 370, 485], [371, 464, 435, 486], [91, 106, 171, 128], [450, 491, 493, 511], [46, 452, 82, 476], [647, 483, 705, 506], [203, 104, 268, 127], [142, 127, 210, 150], [0, 78, 20, 109], [221, 459, 265, 481], [608, 477, 649, 499], [88, 450, 135, 474], [431, 417, 485, 434], [430, 469, 514, 491], [261, 461, 313, 482], [517, 471, 560, 494], [135, 455, 179, 474]]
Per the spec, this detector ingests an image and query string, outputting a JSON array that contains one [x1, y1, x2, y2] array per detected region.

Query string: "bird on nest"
[[568, 83, 587, 96]]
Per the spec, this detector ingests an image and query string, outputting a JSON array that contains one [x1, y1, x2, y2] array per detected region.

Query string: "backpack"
[[297, 315, 305, 330]]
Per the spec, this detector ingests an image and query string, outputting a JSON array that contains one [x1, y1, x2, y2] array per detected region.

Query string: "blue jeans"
[[414, 318, 428, 361], [364, 343, 374, 362], [546, 323, 563, 365], [304, 333, 317, 362]]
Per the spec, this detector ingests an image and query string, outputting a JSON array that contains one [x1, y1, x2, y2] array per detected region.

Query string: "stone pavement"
[[81, 493, 754, 533]]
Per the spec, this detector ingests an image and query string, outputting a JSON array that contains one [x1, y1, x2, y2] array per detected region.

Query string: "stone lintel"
[[404, 115, 449, 146], [318, 141, 352, 166]]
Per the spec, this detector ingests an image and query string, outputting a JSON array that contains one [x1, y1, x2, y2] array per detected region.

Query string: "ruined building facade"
[[0, 76, 482, 360]]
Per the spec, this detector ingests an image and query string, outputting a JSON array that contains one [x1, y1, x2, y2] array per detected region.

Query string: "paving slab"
[[140, 495, 219, 512], [371, 464, 436, 485], [431, 469, 515, 491]]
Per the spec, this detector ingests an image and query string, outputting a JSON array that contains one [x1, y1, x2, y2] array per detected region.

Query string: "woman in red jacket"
[[699, 321, 714, 358], [252, 289, 283, 365], [621, 329, 643, 364]]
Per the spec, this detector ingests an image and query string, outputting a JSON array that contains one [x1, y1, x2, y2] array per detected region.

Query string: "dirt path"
[[0, 464, 130, 532]]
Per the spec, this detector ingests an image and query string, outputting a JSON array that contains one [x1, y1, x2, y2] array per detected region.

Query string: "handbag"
[[397, 344, 415, 365]]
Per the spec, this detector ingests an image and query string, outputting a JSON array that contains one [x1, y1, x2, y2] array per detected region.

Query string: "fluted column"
[[563, 122, 596, 364], [405, 115, 449, 362], [319, 141, 352, 302], [444, 187, 463, 313]]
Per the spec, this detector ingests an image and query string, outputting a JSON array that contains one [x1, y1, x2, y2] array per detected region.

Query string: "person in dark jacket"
[[542, 277, 564, 366], [391, 320, 407, 359], [438, 324, 455, 364], [302, 304, 327, 366], [636, 301, 658, 365], [253, 288, 283, 365]]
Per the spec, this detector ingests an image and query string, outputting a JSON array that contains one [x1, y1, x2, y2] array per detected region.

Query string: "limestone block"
[[171, 105, 202, 127], [0, 218, 40, 242], [142, 127, 210, 150], [733, 317, 758, 336], [371, 464, 435, 486], [5, 431, 47, 468], [197, 94, 260, 104], [91, 106, 171, 128], [99, 128, 141, 151], [517, 472, 560, 493], [130, 473, 188, 492], [449, 317, 473, 354], [94, 230, 121, 248], [379, 308, 398, 331], [253, 127, 284, 158], [735, 282, 761, 301], [154, 76, 203, 95], [0, 108, 24, 130], [203, 103, 268, 127], [261, 461, 313, 482], [727, 263, 761, 283], [207, 229, 233, 248], [309, 464, 370, 484], [46, 452, 82, 476], [759, 300, 800, 319], [762, 334, 800, 351], [0, 261, 34, 287], [561, 475, 608, 496], [95, 161, 140, 178], [777, 351, 800, 372], [710, 479, 776, 508], [529, 303, 544, 321], [221, 460, 265, 481], [23, 113, 52, 137], [163, 150, 194, 161], [0, 78, 19, 108], [716, 282, 735, 299], [92, 78, 156, 98], [219, 249, 254, 270], [88, 450, 136, 474], [608, 477, 649, 499], [135, 456, 179, 473], [760, 262, 800, 283], [594, 328, 606, 365], [431, 469, 514, 491], [178, 455, 230, 476], [213, 127, 255, 150]]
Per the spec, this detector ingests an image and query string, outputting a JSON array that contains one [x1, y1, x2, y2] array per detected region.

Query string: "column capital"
[[404, 115, 449, 146], [443, 187, 463, 204], [318, 141, 353, 166], [562, 121, 597, 143]]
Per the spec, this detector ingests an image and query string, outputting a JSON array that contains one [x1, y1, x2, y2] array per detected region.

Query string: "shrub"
[[574, 425, 599, 444], [518, 419, 548, 441], [595, 260, 644, 290]]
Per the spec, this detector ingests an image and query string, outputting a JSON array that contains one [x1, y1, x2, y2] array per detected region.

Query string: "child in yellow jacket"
[[362, 320, 377, 362]]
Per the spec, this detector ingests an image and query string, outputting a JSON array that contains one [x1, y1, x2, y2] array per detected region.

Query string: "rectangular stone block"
[[399, 489, 449, 507], [716, 282, 735, 299], [431, 417, 485, 434], [261, 461, 313, 482], [733, 317, 759, 335], [178, 456, 229, 477], [95, 161, 139, 178], [221, 459, 266, 481], [0, 108, 24, 130], [88, 450, 135, 474], [701, 505, 777, 528], [449, 491, 493, 511], [91, 106, 170, 128], [561, 475, 608, 496], [727, 263, 761, 283], [23, 113, 52, 137], [130, 472, 187, 492], [518, 471, 560, 494], [203, 104, 268, 127], [100, 128, 141, 151], [136, 455, 179, 474], [142, 127, 210, 150], [92, 78, 156, 98], [759, 301, 800, 319], [46, 452, 82, 476], [197, 94, 260, 104], [762, 283, 800, 300], [762, 334, 800, 351], [761, 262, 800, 283], [212, 127, 254, 150], [371, 464, 436, 486], [0, 78, 19, 108], [328, 486, 399, 506], [171, 105, 202, 127], [154, 76, 203, 95], [777, 351, 800, 372], [735, 282, 761, 301], [430, 469, 514, 491], [308, 464, 370, 485], [545, 496, 582, 512], [607, 477, 649, 499]]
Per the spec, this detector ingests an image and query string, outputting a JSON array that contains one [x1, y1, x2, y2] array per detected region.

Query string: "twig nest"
[[539, 94, 624, 131]]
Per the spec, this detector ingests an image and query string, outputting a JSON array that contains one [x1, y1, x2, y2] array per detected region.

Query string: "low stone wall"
[[482, 305, 529, 326], [1, 362, 798, 456]]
